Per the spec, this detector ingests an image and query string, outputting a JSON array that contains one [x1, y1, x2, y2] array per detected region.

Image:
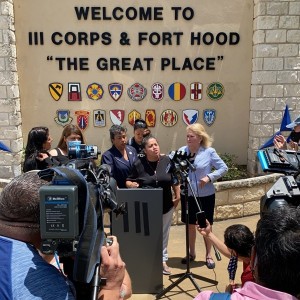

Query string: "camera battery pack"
[[39, 185, 79, 240]]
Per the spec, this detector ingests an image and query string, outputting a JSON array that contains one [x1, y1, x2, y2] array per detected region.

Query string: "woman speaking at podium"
[[126, 135, 180, 275]]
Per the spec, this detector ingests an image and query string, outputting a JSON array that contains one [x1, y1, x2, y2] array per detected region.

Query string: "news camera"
[[68, 141, 100, 160], [257, 147, 300, 215], [37, 143, 125, 299]]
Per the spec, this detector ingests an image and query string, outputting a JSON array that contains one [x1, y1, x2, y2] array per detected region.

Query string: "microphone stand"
[[156, 169, 218, 299]]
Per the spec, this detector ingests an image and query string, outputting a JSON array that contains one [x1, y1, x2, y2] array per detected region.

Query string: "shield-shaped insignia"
[[160, 109, 178, 127], [168, 82, 186, 101], [182, 109, 199, 125], [128, 110, 142, 126], [75, 110, 90, 130], [145, 109, 156, 127], [86, 83, 104, 100], [151, 82, 164, 101], [108, 83, 123, 101], [93, 109, 106, 127], [206, 82, 225, 100], [203, 109, 216, 126], [110, 110, 125, 125], [127, 83, 147, 101], [49, 82, 63, 101], [190, 82, 202, 100], [54, 110, 72, 126], [68, 83, 82, 101]]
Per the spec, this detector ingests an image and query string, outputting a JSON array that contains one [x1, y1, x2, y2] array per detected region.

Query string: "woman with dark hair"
[[127, 119, 151, 154], [126, 135, 180, 275], [49, 124, 85, 165], [23, 126, 58, 172], [101, 124, 137, 188]]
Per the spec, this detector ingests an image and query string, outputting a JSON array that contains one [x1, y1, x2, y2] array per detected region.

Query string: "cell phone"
[[196, 211, 207, 228]]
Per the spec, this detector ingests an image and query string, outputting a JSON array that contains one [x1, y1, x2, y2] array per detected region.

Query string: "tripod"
[[156, 171, 218, 299]]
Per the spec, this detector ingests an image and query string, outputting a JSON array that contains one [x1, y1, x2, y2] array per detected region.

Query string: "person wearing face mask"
[[23, 126, 59, 172], [274, 115, 300, 151], [49, 124, 86, 165], [126, 135, 180, 275]]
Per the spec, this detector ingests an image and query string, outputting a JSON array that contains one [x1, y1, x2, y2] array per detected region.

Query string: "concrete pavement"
[[130, 214, 260, 300]]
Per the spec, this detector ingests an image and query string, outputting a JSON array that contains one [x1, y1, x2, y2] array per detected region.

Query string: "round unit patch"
[[160, 109, 178, 127], [86, 83, 104, 100], [168, 82, 186, 101], [206, 82, 225, 100]]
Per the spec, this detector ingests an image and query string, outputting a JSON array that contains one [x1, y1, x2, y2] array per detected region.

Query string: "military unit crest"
[[182, 109, 199, 125], [93, 110, 106, 127], [168, 82, 186, 101], [110, 110, 125, 125], [127, 83, 147, 101], [49, 81, 223, 128], [128, 110, 142, 126], [161, 109, 178, 127], [49, 83, 63, 101], [54, 110, 72, 126], [75, 110, 89, 130], [86, 83, 104, 100], [108, 83, 123, 101], [151, 83, 164, 101]]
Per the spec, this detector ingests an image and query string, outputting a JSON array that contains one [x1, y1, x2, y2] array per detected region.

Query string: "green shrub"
[[218, 153, 248, 181]]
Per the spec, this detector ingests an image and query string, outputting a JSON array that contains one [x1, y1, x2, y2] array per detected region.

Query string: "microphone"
[[213, 245, 222, 261]]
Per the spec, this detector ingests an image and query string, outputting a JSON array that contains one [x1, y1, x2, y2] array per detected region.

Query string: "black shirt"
[[127, 155, 175, 214]]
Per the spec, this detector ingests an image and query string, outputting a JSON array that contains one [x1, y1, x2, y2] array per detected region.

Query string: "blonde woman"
[[179, 123, 228, 269]]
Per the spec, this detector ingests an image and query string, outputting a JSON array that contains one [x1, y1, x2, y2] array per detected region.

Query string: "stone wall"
[[248, 0, 300, 175], [172, 173, 280, 225], [0, 0, 300, 178], [0, 0, 22, 179]]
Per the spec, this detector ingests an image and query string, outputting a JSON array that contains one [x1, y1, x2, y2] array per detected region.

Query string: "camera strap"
[[41, 167, 105, 284]]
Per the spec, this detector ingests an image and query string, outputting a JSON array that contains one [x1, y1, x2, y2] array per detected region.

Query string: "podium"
[[111, 188, 163, 294]]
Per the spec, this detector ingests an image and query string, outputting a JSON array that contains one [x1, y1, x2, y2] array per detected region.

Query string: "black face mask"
[[290, 130, 300, 143]]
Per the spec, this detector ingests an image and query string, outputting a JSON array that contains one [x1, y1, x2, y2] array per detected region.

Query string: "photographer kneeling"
[[0, 172, 131, 300]]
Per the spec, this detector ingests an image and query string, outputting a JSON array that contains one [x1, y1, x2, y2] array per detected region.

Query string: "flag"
[[280, 105, 292, 132], [259, 131, 281, 150], [0, 141, 11, 152]]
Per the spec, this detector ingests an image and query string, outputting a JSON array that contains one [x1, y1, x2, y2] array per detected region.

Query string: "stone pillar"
[[248, 0, 300, 175], [0, 0, 22, 179]]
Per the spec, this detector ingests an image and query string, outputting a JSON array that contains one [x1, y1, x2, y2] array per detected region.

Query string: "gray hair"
[[0, 172, 49, 225]]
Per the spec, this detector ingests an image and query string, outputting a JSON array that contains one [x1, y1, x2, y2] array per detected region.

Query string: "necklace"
[[146, 158, 160, 186]]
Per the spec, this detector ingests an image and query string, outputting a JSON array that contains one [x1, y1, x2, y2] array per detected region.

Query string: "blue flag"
[[0, 141, 11, 152], [259, 131, 281, 150], [280, 105, 292, 132]]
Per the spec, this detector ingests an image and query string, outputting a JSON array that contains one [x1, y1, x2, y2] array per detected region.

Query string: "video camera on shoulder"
[[38, 162, 125, 292], [257, 147, 300, 215]]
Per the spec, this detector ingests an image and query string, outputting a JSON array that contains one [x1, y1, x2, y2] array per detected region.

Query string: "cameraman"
[[0, 172, 131, 300]]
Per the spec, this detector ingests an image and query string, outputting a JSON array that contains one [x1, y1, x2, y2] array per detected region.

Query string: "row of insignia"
[[55, 108, 216, 130], [49, 82, 225, 102]]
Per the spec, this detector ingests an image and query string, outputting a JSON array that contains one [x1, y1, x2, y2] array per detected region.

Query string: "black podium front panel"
[[112, 188, 163, 294]]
